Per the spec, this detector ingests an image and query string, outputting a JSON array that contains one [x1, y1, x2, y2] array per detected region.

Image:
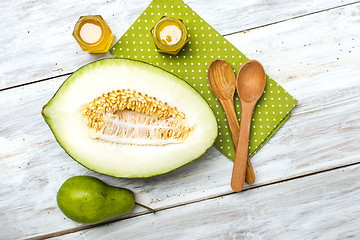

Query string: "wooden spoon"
[[208, 59, 255, 184], [231, 60, 266, 192]]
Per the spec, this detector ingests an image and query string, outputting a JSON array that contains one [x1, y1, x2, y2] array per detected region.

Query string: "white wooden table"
[[1, 0, 360, 239]]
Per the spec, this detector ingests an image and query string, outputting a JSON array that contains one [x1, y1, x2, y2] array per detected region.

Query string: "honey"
[[151, 17, 188, 55], [73, 15, 114, 53]]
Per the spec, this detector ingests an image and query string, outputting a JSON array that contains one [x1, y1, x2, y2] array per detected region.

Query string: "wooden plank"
[[51, 163, 360, 240], [0, 0, 358, 89], [226, 3, 360, 174], [1, 3, 360, 239]]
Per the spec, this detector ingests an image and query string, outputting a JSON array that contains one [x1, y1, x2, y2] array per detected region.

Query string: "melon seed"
[[81, 89, 193, 145]]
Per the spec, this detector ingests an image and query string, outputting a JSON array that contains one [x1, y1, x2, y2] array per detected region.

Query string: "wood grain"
[[1, 1, 360, 239], [231, 102, 254, 191], [208, 59, 256, 184], [219, 98, 256, 185], [231, 60, 266, 191], [0, 0, 358, 90], [52, 164, 360, 240]]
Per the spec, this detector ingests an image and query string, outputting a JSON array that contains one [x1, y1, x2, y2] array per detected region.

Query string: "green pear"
[[57, 176, 135, 224]]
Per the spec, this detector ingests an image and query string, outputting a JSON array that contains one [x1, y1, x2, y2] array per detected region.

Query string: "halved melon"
[[42, 59, 217, 177]]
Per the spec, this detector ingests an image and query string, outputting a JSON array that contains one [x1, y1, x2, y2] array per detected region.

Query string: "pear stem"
[[135, 202, 156, 214]]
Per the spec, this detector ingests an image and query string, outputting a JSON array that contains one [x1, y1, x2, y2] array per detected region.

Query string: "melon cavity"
[[81, 89, 193, 145], [42, 59, 217, 178]]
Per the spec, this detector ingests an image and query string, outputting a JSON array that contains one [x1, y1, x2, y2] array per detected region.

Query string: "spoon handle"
[[220, 98, 255, 185], [220, 98, 240, 144], [231, 101, 255, 192]]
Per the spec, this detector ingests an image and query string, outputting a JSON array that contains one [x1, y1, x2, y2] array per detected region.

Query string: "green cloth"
[[110, 0, 298, 160]]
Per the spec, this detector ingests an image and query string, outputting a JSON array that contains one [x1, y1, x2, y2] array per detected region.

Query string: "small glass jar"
[[73, 15, 114, 53], [151, 17, 188, 55]]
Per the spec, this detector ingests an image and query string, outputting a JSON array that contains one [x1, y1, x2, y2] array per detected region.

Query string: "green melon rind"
[[42, 58, 217, 178]]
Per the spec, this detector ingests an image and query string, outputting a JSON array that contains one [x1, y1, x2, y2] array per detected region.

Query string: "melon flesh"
[[42, 58, 217, 178]]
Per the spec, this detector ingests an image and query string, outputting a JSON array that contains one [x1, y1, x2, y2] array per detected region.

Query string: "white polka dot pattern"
[[111, 0, 298, 160]]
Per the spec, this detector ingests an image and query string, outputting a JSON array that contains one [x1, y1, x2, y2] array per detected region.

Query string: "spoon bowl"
[[208, 59, 256, 185], [231, 60, 266, 192], [208, 59, 236, 100], [237, 61, 266, 103]]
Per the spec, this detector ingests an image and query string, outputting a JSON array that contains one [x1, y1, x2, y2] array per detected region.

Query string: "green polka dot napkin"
[[110, 0, 298, 160]]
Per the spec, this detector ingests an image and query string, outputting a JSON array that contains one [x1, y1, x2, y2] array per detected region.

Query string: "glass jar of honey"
[[73, 15, 114, 53], [151, 17, 188, 55]]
